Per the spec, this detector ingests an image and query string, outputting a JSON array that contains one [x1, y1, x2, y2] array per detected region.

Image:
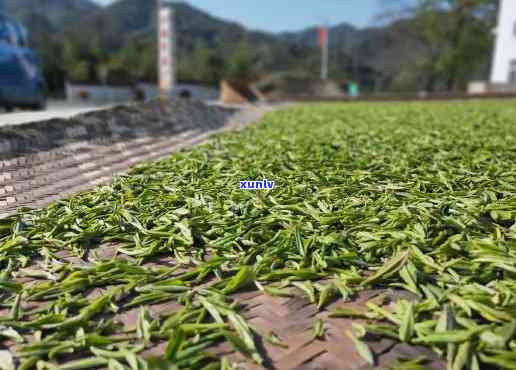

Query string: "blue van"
[[0, 13, 46, 111]]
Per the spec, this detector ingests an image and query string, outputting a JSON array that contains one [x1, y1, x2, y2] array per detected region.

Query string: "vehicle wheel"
[[179, 90, 192, 99], [30, 96, 47, 111]]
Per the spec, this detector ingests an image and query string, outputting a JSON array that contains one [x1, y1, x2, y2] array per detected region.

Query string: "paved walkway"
[[0, 101, 110, 127]]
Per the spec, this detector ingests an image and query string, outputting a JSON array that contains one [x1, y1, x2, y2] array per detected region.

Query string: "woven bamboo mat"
[[5, 245, 446, 370]]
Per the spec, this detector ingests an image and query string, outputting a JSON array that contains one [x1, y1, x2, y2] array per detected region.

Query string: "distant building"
[[491, 0, 516, 85]]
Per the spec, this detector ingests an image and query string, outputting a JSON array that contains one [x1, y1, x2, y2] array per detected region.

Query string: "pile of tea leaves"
[[1, 100, 516, 370]]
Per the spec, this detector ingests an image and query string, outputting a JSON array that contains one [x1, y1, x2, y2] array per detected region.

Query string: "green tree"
[[107, 38, 155, 84], [411, 0, 498, 91], [192, 43, 225, 84], [62, 37, 100, 83], [224, 43, 260, 82]]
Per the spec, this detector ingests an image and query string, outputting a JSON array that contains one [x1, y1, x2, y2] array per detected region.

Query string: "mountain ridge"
[[1, 0, 100, 27]]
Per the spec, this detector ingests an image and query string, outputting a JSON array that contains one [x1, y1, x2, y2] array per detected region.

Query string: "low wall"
[[66, 83, 220, 104], [467, 81, 516, 95], [0, 99, 264, 217]]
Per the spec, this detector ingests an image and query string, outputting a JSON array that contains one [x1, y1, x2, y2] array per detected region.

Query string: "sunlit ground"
[[0, 100, 112, 127]]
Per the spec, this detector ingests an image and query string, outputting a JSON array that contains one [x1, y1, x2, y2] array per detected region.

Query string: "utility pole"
[[352, 43, 358, 83], [157, 0, 176, 103], [319, 26, 329, 81]]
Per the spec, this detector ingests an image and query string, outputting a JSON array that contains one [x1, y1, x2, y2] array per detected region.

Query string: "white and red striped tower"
[[158, 0, 176, 101]]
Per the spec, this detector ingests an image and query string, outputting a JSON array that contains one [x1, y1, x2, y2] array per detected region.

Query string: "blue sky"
[[92, 0, 402, 32]]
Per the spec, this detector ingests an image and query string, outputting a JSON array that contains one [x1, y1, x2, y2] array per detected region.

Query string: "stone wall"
[[66, 82, 220, 104]]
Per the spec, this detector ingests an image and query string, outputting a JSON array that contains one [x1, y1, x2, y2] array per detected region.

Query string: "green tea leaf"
[[399, 302, 415, 342], [361, 250, 410, 287], [165, 326, 186, 361], [222, 266, 255, 294], [346, 330, 374, 366], [313, 319, 325, 340]]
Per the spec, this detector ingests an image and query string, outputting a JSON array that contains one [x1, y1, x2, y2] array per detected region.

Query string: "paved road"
[[0, 101, 111, 127], [0, 100, 255, 128]]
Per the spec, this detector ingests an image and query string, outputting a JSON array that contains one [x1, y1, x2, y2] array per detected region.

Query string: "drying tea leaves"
[[0, 100, 515, 368]]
